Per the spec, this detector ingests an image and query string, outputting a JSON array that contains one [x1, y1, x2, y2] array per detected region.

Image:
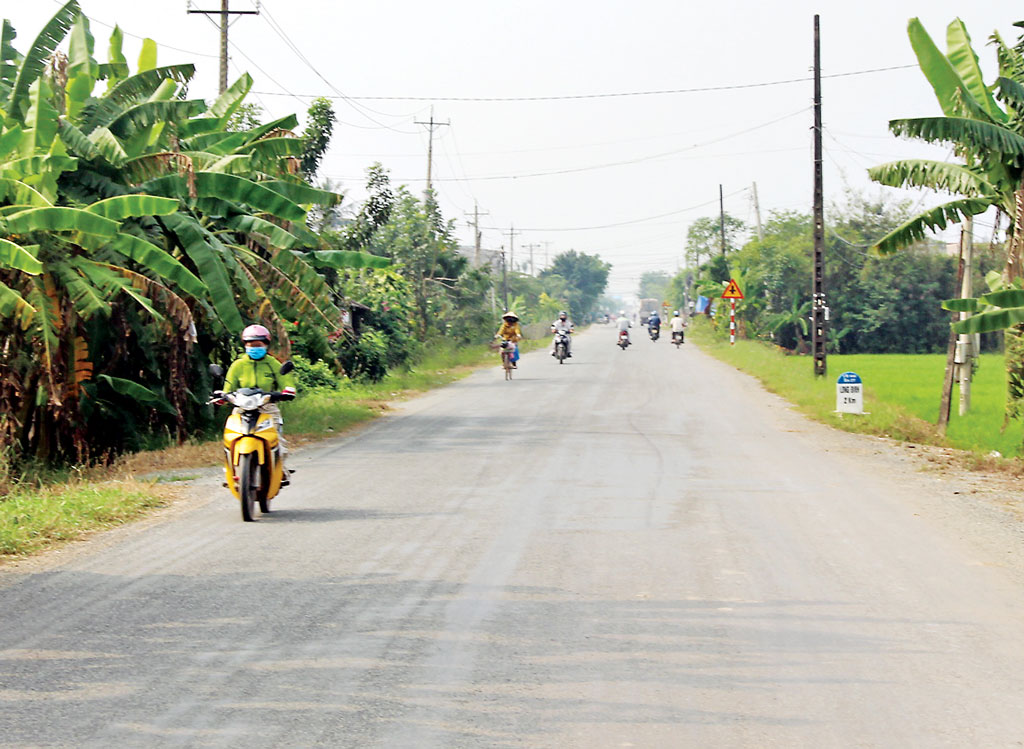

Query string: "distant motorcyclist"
[[647, 311, 662, 334], [495, 311, 523, 368], [550, 311, 574, 358], [221, 324, 297, 483], [616, 310, 632, 343], [670, 310, 686, 343]]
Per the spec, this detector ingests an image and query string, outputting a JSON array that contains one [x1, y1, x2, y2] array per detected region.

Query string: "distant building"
[[456, 243, 503, 273]]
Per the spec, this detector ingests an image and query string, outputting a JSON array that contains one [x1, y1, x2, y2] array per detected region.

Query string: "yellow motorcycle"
[[208, 362, 294, 522]]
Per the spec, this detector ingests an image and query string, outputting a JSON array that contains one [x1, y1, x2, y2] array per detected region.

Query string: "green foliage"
[[539, 250, 610, 321], [685, 213, 746, 267], [339, 328, 390, 382], [299, 96, 335, 181], [637, 270, 671, 304], [290, 353, 340, 390]]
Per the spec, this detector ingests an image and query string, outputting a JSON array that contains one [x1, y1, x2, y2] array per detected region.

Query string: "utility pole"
[[811, 14, 827, 377], [414, 106, 449, 198], [500, 248, 509, 311], [187, 0, 259, 95], [503, 224, 521, 271], [752, 181, 764, 242], [719, 184, 727, 255], [465, 202, 489, 267], [542, 241, 552, 271], [957, 217, 975, 415], [523, 243, 541, 276]]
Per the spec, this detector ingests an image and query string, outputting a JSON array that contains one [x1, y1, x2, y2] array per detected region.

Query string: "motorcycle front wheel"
[[238, 453, 257, 522]]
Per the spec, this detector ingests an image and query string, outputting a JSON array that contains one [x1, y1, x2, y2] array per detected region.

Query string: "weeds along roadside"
[[0, 336, 552, 560], [687, 317, 1024, 467]]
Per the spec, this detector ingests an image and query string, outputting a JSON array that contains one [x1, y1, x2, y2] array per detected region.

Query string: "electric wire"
[[481, 188, 749, 233], [255, 2, 419, 133], [50, 0, 218, 58], [252, 64, 918, 101]]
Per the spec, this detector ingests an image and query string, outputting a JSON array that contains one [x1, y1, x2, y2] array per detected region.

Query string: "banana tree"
[[0, 3, 388, 462], [870, 17, 1024, 423]]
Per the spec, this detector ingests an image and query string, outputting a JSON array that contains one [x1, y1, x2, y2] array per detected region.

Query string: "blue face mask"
[[246, 346, 267, 360]]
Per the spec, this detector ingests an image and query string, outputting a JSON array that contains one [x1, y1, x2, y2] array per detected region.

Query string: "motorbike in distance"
[[208, 361, 294, 522], [617, 329, 630, 349], [553, 331, 570, 363], [672, 329, 685, 347], [648, 325, 660, 342]]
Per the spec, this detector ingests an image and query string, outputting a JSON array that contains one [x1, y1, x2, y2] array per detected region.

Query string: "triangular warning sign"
[[721, 279, 744, 299]]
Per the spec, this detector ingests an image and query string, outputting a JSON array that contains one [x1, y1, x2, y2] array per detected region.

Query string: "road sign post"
[[721, 279, 744, 346]]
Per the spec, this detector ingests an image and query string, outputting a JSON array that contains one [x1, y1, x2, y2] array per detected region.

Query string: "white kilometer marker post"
[[836, 371, 865, 415]]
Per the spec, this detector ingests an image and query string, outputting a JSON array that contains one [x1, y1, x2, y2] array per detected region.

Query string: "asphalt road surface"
[[5, 326, 1024, 747]]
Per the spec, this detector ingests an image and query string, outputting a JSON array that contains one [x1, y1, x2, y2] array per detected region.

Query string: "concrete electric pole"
[[187, 0, 259, 95], [414, 106, 449, 198]]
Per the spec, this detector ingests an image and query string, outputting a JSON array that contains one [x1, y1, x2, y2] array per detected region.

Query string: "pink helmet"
[[241, 324, 271, 342]]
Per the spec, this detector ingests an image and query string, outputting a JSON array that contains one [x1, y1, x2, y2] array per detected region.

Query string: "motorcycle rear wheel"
[[238, 453, 257, 522]]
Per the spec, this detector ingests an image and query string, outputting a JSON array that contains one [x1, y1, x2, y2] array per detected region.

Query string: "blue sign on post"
[[836, 371, 863, 414]]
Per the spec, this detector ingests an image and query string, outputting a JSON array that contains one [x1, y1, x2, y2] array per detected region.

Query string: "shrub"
[[291, 354, 341, 390]]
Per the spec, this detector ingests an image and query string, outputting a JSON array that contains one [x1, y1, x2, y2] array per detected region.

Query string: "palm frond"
[[5, 0, 78, 122], [889, 116, 1024, 159], [868, 159, 996, 196], [872, 197, 993, 255]]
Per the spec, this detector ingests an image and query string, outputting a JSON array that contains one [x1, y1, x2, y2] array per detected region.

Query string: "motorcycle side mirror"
[[279, 360, 294, 375], [208, 364, 224, 379]]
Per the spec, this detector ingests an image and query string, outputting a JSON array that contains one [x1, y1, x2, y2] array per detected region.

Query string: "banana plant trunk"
[[1006, 189, 1024, 430]]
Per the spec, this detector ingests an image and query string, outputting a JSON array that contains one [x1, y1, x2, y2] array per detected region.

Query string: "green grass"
[[690, 320, 1024, 457], [0, 481, 168, 556]]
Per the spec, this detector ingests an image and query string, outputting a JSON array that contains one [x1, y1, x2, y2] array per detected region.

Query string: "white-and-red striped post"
[[729, 299, 736, 345]]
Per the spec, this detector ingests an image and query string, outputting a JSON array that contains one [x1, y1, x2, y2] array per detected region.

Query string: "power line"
[[252, 63, 917, 101], [48, 0, 218, 58], [256, 2, 418, 133], [328, 108, 808, 184], [481, 188, 748, 232]]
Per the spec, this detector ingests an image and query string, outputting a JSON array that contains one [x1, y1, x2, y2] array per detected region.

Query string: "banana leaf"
[[952, 306, 1024, 334], [106, 232, 206, 298], [52, 259, 111, 319], [57, 118, 102, 160], [306, 250, 391, 270], [106, 100, 205, 140], [102, 25, 129, 88], [907, 18, 968, 117], [87, 126, 129, 166], [144, 172, 306, 222], [5, 206, 120, 236], [0, 177, 51, 206], [0, 20, 20, 88], [223, 214, 299, 249], [868, 159, 996, 196], [980, 289, 1024, 308], [946, 19, 1005, 122], [0, 278, 35, 327], [889, 117, 1024, 159], [209, 73, 252, 123], [84, 194, 178, 220], [161, 212, 243, 333], [260, 179, 342, 208], [137, 38, 156, 73], [941, 297, 982, 313], [872, 197, 993, 255], [97, 374, 177, 414], [5, 0, 78, 122], [0, 237, 41, 274]]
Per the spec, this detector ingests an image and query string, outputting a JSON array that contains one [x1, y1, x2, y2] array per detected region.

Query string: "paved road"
[[4, 326, 1024, 747]]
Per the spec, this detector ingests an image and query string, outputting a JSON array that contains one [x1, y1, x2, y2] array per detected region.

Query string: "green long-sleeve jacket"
[[224, 355, 297, 394]]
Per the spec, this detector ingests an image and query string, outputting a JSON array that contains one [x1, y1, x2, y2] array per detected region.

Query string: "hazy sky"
[[3, 1, 1018, 298]]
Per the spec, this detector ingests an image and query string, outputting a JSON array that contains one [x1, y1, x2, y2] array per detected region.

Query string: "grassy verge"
[[689, 318, 1024, 460], [0, 480, 172, 557], [1, 336, 547, 560]]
